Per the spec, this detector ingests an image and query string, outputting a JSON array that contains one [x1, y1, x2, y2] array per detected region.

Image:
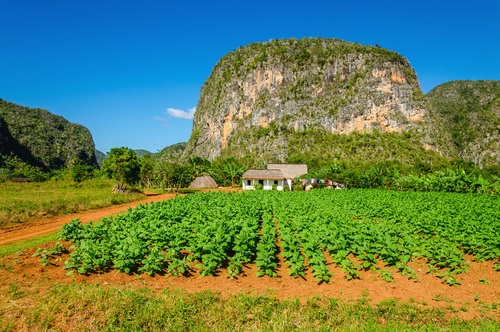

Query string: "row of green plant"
[[2, 283, 496, 331], [56, 190, 500, 285]]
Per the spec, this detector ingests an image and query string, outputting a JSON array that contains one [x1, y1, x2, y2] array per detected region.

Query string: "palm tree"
[[223, 162, 247, 187]]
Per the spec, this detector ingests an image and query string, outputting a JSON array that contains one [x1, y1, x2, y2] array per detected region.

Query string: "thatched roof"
[[188, 175, 218, 189], [242, 169, 286, 180], [267, 164, 308, 179]]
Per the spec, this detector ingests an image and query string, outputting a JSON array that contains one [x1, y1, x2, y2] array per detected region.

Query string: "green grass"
[[0, 178, 146, 228], [0, 232, 59, 257], [0, 284, 497, 331]]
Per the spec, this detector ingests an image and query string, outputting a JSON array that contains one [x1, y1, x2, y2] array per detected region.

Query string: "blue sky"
[[1, 0, 498, 153]]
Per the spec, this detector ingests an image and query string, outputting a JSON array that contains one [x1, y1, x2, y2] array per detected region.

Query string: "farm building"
[[188, 175, 218, 189], [242, 164, 307, 190]]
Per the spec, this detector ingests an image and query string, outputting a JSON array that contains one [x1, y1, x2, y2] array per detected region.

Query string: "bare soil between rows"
[[1, 188, 499, 321], [0, 243, 499, 320]]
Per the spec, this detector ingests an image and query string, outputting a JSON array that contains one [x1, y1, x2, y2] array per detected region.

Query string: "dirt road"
[[0, 192, 179, 245]]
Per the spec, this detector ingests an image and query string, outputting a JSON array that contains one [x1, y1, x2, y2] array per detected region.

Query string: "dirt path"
[[0, 192, 179, 245]]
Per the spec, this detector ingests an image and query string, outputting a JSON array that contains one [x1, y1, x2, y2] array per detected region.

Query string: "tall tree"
[[101, 147, 141, 192]]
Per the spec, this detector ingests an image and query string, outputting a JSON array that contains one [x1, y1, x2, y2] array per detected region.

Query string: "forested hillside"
[[0, 99, 98, 173], [426, 80, 500, 168]]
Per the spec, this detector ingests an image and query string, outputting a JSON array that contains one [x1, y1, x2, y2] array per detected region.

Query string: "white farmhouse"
[[242, 164, 308, 191]]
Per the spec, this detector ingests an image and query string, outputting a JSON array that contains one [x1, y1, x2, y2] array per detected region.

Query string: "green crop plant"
[[52, 189, 500, 287], [33, 242, 68, 266]]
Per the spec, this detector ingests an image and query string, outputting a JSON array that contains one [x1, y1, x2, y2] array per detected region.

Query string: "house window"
[[247, 180, 251, 186], [273, 180, 278, 185], [259, 180, 264, 185]]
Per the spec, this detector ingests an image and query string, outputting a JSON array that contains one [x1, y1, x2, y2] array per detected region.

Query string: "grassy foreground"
[[0, 179, 145, 228], [0, 283, 497, 331]]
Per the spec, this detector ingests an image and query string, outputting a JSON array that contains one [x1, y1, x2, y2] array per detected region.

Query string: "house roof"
[[242, 169, 286, 180], [267, 164, 308, 179]]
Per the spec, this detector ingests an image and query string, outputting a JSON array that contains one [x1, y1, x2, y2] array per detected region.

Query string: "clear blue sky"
[[1, 0, 499, 153]]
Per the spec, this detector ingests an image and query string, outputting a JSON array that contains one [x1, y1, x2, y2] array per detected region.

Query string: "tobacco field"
[[58, 190, 500, 285]]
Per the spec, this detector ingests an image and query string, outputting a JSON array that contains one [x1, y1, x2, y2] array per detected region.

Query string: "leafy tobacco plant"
[[57, 189, 499, 284]]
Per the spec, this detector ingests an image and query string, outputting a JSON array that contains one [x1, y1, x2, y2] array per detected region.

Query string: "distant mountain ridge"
[[95, 149, 153, 167], [134, 149, 153, 157], [94, 150, 107, 167], [0, 99, 98, 171], [155, 142, 186, 162]]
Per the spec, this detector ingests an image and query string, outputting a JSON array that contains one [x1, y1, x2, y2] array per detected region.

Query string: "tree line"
[[0, 147, 249, 191], [1, 146, 499, 195]]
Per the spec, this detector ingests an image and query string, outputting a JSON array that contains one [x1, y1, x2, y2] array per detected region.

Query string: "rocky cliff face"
[[426, 80, 500, 168], [184, 38, 428, 162], [0, 99, 98, 170]]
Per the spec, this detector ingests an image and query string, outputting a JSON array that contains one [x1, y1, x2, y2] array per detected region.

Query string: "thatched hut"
[[188, 175, 218, 189]]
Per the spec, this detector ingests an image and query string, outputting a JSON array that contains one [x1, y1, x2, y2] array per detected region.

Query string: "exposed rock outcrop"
[[184, 38, 428, 162]]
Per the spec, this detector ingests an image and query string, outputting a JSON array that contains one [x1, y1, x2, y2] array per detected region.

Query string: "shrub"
[[101, 147, 141, 192], [292, 182, 304, 191], [254, 183, 263, 190], [71, 165, 96, 183], [0, 168, 12, 182]]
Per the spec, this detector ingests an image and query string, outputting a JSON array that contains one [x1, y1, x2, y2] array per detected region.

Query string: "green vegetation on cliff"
[[426, 80, 500, 167], [218, 123, 449, 171], [209, 37, 423, 105], [0, 99, 98, 174], [155, 142, 187, 162]]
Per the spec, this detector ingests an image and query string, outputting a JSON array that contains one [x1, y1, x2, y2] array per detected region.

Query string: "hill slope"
[[426, 80, 500, 167], [184, 38, 432, 166], [0, 99, 98, 171], [156, 142, 187, 162]]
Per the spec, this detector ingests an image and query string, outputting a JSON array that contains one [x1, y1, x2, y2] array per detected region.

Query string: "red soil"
[[1, 243, 499, 320]]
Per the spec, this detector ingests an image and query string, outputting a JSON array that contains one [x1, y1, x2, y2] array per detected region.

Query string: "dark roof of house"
[[267, 164, 308, 179], [242, 169, 286, 180]]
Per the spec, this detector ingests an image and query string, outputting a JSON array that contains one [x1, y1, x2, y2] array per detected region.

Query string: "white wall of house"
[[242, 179, 286, 191]]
